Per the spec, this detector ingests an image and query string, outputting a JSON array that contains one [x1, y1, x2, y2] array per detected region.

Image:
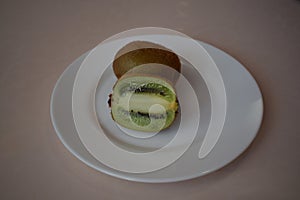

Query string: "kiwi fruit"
[[111, 75, 178, 132], [112, 41, 181, 83], [109, 41, 181, 132]]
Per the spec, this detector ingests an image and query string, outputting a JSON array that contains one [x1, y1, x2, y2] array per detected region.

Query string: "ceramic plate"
[[51, 36, 263, 182]]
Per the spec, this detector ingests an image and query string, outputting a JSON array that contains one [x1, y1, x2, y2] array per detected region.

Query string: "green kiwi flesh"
[[111, 75, 178, 132]]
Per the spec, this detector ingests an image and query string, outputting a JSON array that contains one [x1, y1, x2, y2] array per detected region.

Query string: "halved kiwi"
[[112, 41, 181, 84], [109, 41, 180, 132], [111, 75, 178, 132]]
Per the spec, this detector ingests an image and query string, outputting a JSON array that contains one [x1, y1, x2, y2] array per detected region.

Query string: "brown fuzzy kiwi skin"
[[112, 41, 181, 80]]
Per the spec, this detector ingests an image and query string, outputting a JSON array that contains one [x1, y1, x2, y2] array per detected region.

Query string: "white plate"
[[51, 40, 263, 182]]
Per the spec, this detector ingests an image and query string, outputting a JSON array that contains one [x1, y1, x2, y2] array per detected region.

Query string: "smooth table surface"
[[0, 0, 299, 199]]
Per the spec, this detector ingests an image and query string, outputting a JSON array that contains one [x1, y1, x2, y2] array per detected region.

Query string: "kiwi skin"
[[112, 41, 181, 81]]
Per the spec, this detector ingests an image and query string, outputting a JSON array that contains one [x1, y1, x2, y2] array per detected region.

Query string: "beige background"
[[1, 0, 299, 199]]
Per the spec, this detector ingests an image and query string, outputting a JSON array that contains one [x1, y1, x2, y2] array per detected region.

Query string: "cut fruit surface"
[[111, 75, 178, 132]]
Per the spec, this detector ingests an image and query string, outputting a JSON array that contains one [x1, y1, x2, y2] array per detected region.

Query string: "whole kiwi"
[[112, 41, 181, 84]]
